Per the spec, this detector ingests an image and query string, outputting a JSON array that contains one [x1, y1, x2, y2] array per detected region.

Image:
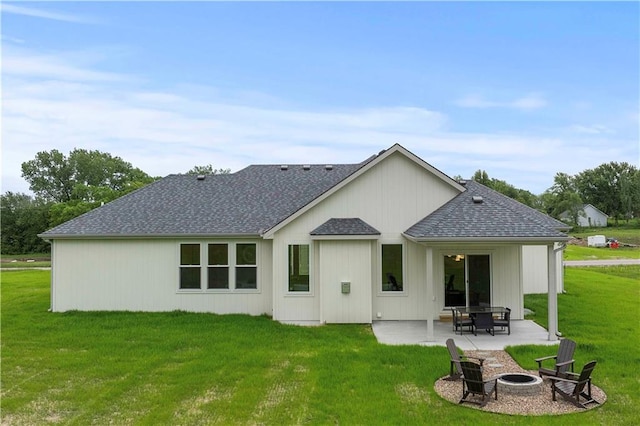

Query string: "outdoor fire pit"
[[497, 373, 543, 396]]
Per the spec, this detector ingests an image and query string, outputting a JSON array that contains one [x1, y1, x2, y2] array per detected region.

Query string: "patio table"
[[454, 306, 509, 336]]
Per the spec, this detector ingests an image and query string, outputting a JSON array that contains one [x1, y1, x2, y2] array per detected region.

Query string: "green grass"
[[563, 245, 640, 261], [1, 253, 51, 268], [2, 269, 639, 424]]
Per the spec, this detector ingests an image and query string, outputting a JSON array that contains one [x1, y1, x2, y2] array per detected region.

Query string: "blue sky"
[[2, 1, 638, 195]]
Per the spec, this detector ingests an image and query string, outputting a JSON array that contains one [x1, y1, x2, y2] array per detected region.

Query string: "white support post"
[[547, 244, 559, 341], [426, 246, 435, 341]]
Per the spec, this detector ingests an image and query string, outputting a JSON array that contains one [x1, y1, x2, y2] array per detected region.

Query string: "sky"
[[2, 1, 639, 196]]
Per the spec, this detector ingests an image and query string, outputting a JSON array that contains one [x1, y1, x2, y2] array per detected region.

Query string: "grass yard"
[[0, 253, 51, 268], [563, 245, 640, 261], [2, 268, 639, 425]]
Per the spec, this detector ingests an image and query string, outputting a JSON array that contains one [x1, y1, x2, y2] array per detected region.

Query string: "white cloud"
[[455, 93, 547, 110], [3, 47, 131, 82], [0, 3, 98, 24], [2, 47, 636, 196], [568, 124, 614, 135]]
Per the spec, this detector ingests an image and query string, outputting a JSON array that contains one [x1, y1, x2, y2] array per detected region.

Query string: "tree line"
[[1, 149, 228, 254], [1, 148, 638, 254]]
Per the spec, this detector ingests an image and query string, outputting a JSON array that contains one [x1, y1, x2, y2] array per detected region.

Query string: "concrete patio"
[[372, 320, 561, 350]]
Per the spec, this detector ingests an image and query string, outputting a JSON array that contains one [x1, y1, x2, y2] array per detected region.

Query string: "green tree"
[[541, 172, 584, 225], [574, 162, 639, 224], [471, 169, 539, 208], [22, 149, 155, 203], [0, 192, 51, 254], [185, 164, 231, 175]]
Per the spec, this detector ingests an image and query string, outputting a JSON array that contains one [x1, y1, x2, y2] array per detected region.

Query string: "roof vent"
[[302, 165, 311, 171], [458, 179, 467, 186], [325, 164, 333, 170], [280, 165, 288, 171], [472, 195, 484, 204], [196, 175, 205, 181]]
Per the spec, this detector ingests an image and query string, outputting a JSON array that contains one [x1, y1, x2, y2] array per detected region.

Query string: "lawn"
[[0, 253, 51, 268], [2, 269, 639, 425], [563, 245, 640, 261]]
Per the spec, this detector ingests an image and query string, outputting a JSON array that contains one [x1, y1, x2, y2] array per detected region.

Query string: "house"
[[560, 204, 609, 227], [39, 144, 570, 341]]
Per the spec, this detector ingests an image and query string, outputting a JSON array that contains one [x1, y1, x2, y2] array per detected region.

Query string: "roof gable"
[[262, 144, 465, 237]]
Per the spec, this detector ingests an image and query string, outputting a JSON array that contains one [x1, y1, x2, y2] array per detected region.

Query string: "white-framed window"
[[178, 242, 258, 291], [288, 244, 310, 292], [208, 243, 229, 289], [179, 243, 201, 289], [381, 243, 404, 292], [235, 243, 257, 289]]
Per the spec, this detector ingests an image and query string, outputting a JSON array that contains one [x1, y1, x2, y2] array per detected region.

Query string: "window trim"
[[179, 243, 202, 291], [177, 241, 260, 293], [378, 241, 407, 296], [285, 241, 314, 296]]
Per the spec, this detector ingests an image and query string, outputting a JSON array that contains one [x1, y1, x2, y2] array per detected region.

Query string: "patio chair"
[[494, 307, 511, 335], [445, 338, 485, 381], [450, 308, 473, 335], [535, 338, 576, 378], [550, 360, 599, 409], [458, 361, 498, 407], [473, 312, 494, 336]]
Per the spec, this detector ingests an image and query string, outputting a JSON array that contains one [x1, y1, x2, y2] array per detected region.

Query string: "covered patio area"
[[372, 320, 560, 350]]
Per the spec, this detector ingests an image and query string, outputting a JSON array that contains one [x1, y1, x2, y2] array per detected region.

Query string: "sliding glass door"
[[444, 254, 491, 307]]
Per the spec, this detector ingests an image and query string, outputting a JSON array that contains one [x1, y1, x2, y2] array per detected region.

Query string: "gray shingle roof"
[[40, 163, 363, 237], [404, 180, 569, 241], [310, 218, 381, 236]]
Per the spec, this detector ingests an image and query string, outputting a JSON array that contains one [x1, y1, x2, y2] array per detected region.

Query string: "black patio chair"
[[550, 360, 599, 409], [535, 338, 576, 378], [494, 307, 511, 335], [473, 312, 494, 336], [451, 308, 473, 335], [445, 338, 484, 381], [459, 361, 498, 407]]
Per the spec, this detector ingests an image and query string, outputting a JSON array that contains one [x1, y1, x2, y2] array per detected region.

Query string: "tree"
[[471, 169, 539, 208], [1, 192, 51, 254], [185, 164, 231, 175], [22, 149, 155, 203], [574, 162, 639, 224], [541, 172, 584, 225]]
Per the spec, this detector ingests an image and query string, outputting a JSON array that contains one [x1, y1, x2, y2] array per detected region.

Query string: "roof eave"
[[402, 233, 570, 244], [38, 233, 262, 240]]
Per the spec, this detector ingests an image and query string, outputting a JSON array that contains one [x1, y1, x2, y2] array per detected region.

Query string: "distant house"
[[560, 204, 609, 227], [39, 144, 570, 341]]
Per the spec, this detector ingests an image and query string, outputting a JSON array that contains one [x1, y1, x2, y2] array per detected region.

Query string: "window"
[[180, 244, 201, 289], [288, 244, 310, 292], [208, 243, 229, 289], [235, 243, 257, 289], [381, 244, 403, 291]]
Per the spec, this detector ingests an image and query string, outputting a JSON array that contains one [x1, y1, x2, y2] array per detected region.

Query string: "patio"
[[372, 320, 560, 350]]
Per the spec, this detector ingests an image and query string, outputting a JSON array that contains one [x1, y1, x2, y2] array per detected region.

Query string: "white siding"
[[318, 241, 372, 323], [51, 239, 272, 315], [372, 241, 430, 320], [271, 152, 461, 322], [522, 245, 564, 294]]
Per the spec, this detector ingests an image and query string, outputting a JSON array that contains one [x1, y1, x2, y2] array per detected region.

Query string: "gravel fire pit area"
[[434, 350, 606, 415]]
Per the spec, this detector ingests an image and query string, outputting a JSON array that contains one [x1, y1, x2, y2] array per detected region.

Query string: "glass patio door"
[[444, 254, 491, 307]]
